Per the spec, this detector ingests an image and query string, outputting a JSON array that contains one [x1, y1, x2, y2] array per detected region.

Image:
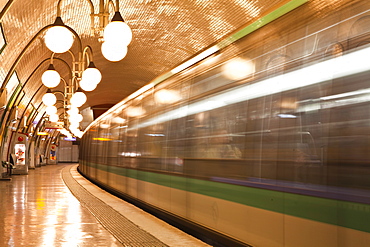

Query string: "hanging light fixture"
[[69, 122, 80, 131], [37, 0, 133, 137], [44, 17, 74, 53], [45, 105, 57, 115], [67, 106, 79, 116], [69, 113, 83, 123], [80, 78, 97, 91], [101, 10, 132, 62], [70, 90, 87, 107], [49, 114, 59, 122], [41, 64, 61, 88], [101, 41, 128, 62], [103, 11, 132, 46], [81, 61, 102, 85], [42, 90, 57, 106]]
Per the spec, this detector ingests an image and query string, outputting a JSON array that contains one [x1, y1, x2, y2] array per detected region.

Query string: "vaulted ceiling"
[[0, 0, 290, 128]]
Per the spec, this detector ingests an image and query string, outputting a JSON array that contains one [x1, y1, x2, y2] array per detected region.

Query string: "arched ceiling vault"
[[0, 0, 290, 126]]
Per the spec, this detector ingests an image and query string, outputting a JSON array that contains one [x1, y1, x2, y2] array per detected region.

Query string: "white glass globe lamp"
[[42, 64, 60, 88], [45, 105, 57, 115], [75, 131, 83, 138], [42, 92, 57, 106], [82, 62, 102, 85], [103, 12, 132, 46], [69, 122, 79, 130], [68, 113, 83, 124], [80, 78, 97, 91], [59, 128, 70, 136], [69, 113, 83, 123], [49, 114, 59, 122], [101, 41, 128, 62], [44, 17, 74, 53], [70, 91, 87, 107], [67, 107, 79, 116]]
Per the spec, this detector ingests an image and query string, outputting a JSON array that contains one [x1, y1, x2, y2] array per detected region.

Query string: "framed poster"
[[0, 22, 6, 54], [6, 71, 20, 103]]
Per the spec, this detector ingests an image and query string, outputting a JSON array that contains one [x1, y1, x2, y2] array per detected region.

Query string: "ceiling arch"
[[0, 0, 291, 130]]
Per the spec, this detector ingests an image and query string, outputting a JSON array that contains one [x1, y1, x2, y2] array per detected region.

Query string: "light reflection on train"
[[79, 1, 370, 246]]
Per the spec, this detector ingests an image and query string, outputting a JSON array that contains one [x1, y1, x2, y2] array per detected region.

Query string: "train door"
[[124, 102, 142, 199], [95, 120, 111, 184], [88, 126, 100, 179]]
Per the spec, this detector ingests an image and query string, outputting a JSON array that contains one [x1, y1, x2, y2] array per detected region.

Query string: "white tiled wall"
[[59, 140, 79, 162]]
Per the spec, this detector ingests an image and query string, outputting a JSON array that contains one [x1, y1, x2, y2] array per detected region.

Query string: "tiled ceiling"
[[0, 0, 291, 116]]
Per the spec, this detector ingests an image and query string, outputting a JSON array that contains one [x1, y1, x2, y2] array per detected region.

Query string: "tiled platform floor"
[[0, 164, 209, 247]]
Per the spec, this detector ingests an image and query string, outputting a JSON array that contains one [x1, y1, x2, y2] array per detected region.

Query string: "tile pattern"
[[62, 164, 168, 247]]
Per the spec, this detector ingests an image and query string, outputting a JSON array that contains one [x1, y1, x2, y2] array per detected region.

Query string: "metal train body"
[[79, 1, 370, 246]]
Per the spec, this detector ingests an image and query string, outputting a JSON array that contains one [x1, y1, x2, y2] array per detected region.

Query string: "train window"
[[139, 123, 164, 170], [153, 76, 190, 113], [166, 117, 187, 173], [105, 113, 124, 167], [186, 102, 244, 160], [128, 79, 193, 173], [348, 15, 370, 50], [140, 91, 155, 116]]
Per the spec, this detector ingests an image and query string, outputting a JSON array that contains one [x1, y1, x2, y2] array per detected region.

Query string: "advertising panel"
[[14, 144, 26, 165]]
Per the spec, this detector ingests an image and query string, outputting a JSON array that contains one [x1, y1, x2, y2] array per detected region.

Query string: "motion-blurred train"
[[79, 0, 370, 246]]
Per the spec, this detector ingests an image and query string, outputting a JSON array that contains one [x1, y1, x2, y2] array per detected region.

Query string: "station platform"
[[0, 163, 210, 247]]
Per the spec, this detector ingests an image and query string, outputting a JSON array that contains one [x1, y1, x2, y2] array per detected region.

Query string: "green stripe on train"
[[84, 162, 370, 233]]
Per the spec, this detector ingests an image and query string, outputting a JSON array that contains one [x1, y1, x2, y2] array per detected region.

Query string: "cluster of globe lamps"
[[41, 11, 132, 137]]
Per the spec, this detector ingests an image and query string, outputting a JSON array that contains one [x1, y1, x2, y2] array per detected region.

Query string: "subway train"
[[78, 0, 370, 246]]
